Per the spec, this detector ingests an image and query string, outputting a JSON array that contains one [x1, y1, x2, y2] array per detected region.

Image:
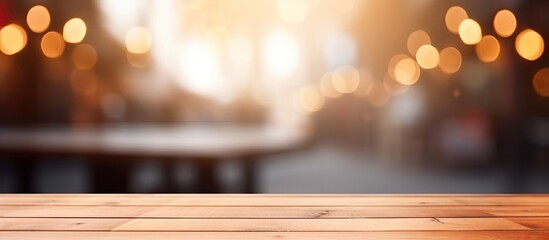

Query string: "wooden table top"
[[0, 194, 548, 239], [0, 123, 310, 159]]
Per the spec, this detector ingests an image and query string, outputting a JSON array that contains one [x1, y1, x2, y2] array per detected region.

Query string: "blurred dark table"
[[0, 123, 310, 193]]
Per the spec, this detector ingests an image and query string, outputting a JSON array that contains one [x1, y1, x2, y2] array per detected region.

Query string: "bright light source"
[[332, 66, 360, 94], [459, 19, 482, 45], [298, 85, 325, 112], [63, 18, 87, 43], [41, 31, 65, 58], [515, 29, 544, 61], [415, 45, 439, 69], [407, 30, 431, 56], [27, 5, 50, 33], [0, 24, 27, 55], [125, 26, 151, 54], [476, 35, 500, 63], [394, 57, 420, 85], [493, 9, 516, 38], [262, 31, 299, 76], [445, 6, 468, 34]]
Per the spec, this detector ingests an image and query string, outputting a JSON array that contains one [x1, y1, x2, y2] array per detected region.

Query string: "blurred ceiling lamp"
[[205, 26, 230, 56], [26, 5, 50, 33], [73, 44, 98, 69], [298, 85, 325, 113], [228, 36, 254, 64], [459, 19, 482, 45], [407, 30, 431, 56], [415, 45, 439, 69], [332, 66, 360, 94], [515, 29, 544, 61], [439, 47, 462, 74], [533, 68, 549, 97], [367, 81, 390, 107], [394, 57, 420, 86], [41, 31, 65, 58], [387, 54, 408, 81], [0, 24, 27, 55], [493, 9, 517, 38], [277, 0, 308, 23], [445, 6, 468, 34], [319, 72, 342, 98], [125, 26, 151, 54], [63, 18, 87, 43], [476, 35, 500, 63], [179, 40, 222, 97], [262, 31, 299, 76]]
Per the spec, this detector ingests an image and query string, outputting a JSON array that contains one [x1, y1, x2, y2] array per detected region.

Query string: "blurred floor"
[[2, 143, 548, 193]]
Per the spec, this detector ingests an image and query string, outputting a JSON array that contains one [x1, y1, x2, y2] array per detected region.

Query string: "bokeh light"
[[439, 47, 462, 74], [26, 5, 51, 33], [415, 45, 439, 69], [394, 57, 420, 85], [72, 44, 98, 69], [125, 26, 152, 54], [459, 19, 482, 45], [41, 31, 65, 58], [332, 66, 360, 94], [205, 26, 230, 56], [445, 6, 468, 34], [277, 0, 308, 23], [298, 85, 325, 113], [407, 30, 431, 56], [387, 54, 408, 81], [228, 37, 254, 64], [383, 73, 410, 95], [262, 31, 299, 76], [0, 24, 27, 55], [533, 68, 549, 97], [515, 29, 544, 61], [493, 9, 517, 38], [319, 72, 342, 98], [63, 18, 87, 44], [476, 35, 500, 63]]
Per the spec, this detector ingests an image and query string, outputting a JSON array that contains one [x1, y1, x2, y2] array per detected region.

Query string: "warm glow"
[[407, 30, 431, 56], [27, 5, 50, 33], [125, 26, 152, 54], [367, 81, 390, 107], [439, 47, 462, 74], [298, 85, 325, 112], [179, 40, 222, 96], [515, 29, 544, 61], [205, 26, 230, 56], [476, 35, 500, 63], [319, 72, 342, 98], [445, 6, 468, 34], [493, 9, 517, 38], [459, 19, 482, 45], [533, 68, 549, 97], [394, 57, 420, 85], [70, 69, 98, 95], [73, 44, 98, 69], [63, 18, 87, 43], [332, 66, 360, 94], [383, 74, 410, 95], [387, 54, 408, 81], [0, 24, 27, 55], [262, 31, 299, 76], [41, 31, 65, 58], [228, 36, 254, 64], [415, 45, 439, 69], [277, 0, 308, 23]]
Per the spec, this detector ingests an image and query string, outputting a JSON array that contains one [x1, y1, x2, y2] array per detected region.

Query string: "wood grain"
[[0, 194, 547, 239]]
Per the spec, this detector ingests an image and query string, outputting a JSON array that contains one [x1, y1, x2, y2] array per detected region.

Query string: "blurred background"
[[0, 0, 548, 193]]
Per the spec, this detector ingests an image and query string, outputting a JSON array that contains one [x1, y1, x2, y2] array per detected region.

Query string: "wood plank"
[[1, 231, 548, 240], [0, 218, 128, 231], [453, 197, 549, 206], [0, 196, 462, 206], [0, 206, 493, 218], [476, 206, 549, 217], [509, 218, 549, 230], [110, 218, 529, 231]]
